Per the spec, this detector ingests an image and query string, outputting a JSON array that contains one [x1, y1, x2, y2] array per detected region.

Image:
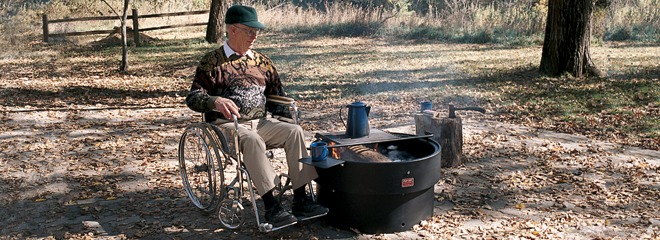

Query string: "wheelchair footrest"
[[259, 220, 297, 232], [296, 211, 328, 221]]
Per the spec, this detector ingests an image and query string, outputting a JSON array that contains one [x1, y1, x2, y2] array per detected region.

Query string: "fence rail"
[[42, 9, 210, 46]]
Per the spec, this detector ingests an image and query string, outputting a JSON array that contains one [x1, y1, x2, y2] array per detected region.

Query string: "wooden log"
[[41, 9, 210, 41], [132, 9, 140, 47], [49, 15, 119, 23], [139, 22, 207, 32], [134, 10, 209, 19], [47, 10, 209, 24], [414, 111, 463, 168], [48, 29, 116, 38], [333, 145, 391, 163], [42, 14, 49, 43]]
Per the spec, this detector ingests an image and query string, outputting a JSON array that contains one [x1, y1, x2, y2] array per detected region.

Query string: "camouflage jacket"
[[185, 45, 285, 123]]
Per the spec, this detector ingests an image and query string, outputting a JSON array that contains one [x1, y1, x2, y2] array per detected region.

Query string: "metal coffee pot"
[[340, 101, 371, 138]]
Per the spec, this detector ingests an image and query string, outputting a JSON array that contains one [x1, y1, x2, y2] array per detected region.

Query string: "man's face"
[[228, 24, 259, 55]]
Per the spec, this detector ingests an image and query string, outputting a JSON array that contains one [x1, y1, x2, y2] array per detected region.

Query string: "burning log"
[[333, 144, 391, 163]]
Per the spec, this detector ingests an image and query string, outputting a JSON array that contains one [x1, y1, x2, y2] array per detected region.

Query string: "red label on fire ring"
[[401, 178, 415, 188]]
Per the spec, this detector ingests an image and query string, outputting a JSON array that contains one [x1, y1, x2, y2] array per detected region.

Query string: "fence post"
[[132, 9, 140, 47], [42, 14, 49, 43]]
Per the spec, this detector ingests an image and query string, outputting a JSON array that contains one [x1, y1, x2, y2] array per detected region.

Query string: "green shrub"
[[460, 30, 493, 44], [403, 25, 451, 41], [313, 21, 383, 37], [606, 27, 633, 41]]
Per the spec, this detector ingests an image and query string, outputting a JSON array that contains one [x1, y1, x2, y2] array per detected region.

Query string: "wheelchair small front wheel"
[[218, 198, 245, 229]]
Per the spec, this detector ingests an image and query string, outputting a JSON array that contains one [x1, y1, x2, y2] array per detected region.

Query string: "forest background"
[[2, 0, 660, 44]]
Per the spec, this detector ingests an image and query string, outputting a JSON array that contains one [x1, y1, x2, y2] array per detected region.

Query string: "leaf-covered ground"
[[0, 33, 658, 239]]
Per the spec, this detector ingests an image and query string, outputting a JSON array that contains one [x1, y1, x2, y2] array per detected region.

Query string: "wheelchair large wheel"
[[178, 123, 224, 213]]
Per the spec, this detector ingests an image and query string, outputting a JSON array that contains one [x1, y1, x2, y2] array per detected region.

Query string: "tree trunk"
[[206, 0, 228, 44], [119, 0, 130, 73], [539, 0, 600, 78]]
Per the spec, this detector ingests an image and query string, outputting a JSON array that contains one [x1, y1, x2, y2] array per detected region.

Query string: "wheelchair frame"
[[177, 96, 304, 232]]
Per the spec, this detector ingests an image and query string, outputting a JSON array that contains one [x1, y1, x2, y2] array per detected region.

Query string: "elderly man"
[[185, 5, 328, 228]]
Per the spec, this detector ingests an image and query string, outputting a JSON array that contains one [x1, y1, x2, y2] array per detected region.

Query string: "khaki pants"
[[214, 116, 317, 195]]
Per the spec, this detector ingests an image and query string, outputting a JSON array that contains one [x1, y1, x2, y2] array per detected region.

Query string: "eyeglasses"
[[234, 25, 260, 37]]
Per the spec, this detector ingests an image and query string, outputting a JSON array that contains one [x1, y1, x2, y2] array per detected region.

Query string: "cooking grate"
[[314, 128, 400, 146]]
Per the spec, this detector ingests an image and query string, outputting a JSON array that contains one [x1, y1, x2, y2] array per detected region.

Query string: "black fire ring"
[[302, 130, 441, 233]]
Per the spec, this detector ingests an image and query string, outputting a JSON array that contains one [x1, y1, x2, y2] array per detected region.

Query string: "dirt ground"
[[1, 106, 658, 239]]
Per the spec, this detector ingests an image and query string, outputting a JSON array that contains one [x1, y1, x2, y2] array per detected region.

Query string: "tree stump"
[[414, 111, 463, 168]]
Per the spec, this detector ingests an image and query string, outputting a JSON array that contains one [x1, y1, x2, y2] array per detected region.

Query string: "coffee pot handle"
[[339, 105, 347, 128]]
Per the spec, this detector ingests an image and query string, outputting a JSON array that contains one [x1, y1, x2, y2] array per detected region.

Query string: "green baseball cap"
[[225, 5, 266, 29]]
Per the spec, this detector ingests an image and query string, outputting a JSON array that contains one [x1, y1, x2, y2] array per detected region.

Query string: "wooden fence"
[[42, 9, 210, 46]]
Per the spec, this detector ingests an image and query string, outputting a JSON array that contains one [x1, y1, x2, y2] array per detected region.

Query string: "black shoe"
[[265, 203, 297, 228], [292, 198, 329, 221]]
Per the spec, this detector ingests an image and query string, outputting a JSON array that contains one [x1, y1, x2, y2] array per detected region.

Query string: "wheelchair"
[[177, 95, 310, 232]]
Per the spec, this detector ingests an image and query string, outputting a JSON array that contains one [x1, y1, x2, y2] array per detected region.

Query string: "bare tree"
[[539, 0, 601, 78], [119, 0, 130, 72], [206, 0, 228, 44], [102, 0, 131, 73]]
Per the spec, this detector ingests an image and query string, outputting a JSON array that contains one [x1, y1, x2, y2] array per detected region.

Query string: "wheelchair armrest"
[[266, 95, 298, 124], [267, 95, 295, 105]]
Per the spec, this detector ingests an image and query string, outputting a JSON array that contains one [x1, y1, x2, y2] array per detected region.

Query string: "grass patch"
[[489, 74, 659, 149]]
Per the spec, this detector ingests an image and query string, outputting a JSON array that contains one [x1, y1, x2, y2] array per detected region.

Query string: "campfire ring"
[[301, 129, 441, 233]]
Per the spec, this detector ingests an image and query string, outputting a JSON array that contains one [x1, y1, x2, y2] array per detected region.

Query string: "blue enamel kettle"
[[340, 101, 371, 138]]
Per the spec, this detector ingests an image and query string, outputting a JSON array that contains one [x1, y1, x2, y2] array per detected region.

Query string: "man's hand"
[[213, 97, 241, 119]]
